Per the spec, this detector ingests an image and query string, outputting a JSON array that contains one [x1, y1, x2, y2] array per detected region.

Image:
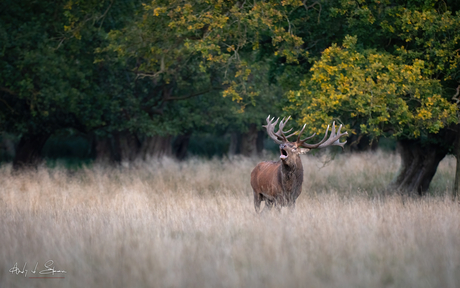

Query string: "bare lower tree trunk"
[[228, 132, 239, 156], [389, 139, 449, 195], [1, 133, 15, 162], [139, 135, 173, 160], [240, 124, 259, 157], [256, 130, 265, 154], [227, 125, 265, 157], [173, 133, 191, 160], [453, 124, 460, 199], [93, 133, 171, 163], [114, 132, 141, 162], [92, 136, 116, 163], [13, 132, 50, 170]]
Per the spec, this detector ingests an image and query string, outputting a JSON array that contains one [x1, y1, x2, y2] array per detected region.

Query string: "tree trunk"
[[93, 133, 172, 163], [13, 132, 50, 170], [240, 124, 263, 157], [228, 125, 265, 157], [228, 132, 239, 156], [0, 133, 15, 162], [139, 135, 173, 160], [390, 139, 449, 195], [114, 132, 141, 162], [92, 136, 116, 163], [173, 133, 191, 160], [256, 130, 265, 155], [453, 124, 460, 199]]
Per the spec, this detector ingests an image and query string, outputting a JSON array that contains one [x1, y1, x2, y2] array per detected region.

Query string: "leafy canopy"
[[286, 35, 457, 140], [106, 0, 306, 104]]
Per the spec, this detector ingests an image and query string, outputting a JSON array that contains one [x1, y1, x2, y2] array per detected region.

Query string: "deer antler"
[[264, 116, 348, 149], [297, 122, 348, 149], [263, 116, 283, 144], [263, 115, 297, 144]]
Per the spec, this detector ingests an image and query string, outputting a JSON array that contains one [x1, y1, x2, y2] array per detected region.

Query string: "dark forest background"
[[1, 0, 460, 195]]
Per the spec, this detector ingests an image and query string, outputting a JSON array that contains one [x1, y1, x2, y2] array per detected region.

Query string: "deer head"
[[263, 115, 348, 164]]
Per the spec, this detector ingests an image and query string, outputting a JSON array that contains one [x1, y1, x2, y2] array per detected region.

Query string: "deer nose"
[[280, 144, 286, 149]]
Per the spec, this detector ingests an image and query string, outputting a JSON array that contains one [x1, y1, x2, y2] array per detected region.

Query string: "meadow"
[[1, 151, 459, 288]]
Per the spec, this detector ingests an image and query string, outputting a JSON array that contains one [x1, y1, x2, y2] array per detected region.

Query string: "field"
[[1, 151, 459, 288]]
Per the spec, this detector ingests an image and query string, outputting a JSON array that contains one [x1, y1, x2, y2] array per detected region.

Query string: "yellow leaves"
[[281, 0, 303, 6], [244, 68, 251, 80], [286, 35, 458, 140], [416, 109, 432, 120], [233, 68, 251, 81], [425, 97, 434, 106], [153, 7, 166, 16], [222, 83, 242, 103]]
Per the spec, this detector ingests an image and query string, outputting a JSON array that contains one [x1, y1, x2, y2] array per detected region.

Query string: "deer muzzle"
[[280, 145, 288, 160]]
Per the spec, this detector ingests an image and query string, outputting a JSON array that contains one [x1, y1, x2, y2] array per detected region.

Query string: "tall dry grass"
[[1, 151, 459, 288]]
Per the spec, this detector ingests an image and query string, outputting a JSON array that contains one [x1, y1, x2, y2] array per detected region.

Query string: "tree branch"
[[164, 87, 214, 101], [452, 85, 460, 105], [0, 87, 17, 96]]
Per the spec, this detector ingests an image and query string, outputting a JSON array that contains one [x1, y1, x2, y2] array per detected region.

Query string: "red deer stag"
[[251, 116, 348, 212]]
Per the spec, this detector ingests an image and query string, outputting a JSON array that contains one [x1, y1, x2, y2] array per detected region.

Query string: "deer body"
[[251, 150, 304, 212], [251, 116, 348, 213]]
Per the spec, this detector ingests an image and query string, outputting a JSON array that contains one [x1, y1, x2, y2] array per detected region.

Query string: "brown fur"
[[251, 142, 305, 212]]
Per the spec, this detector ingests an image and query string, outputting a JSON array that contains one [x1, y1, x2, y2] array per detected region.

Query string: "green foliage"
[[105, 0, 306, 104], [3, 0, 460, 163], [287, 36, 457, 140], [286, 1, 460, 143], [332, 0, 460, 82], [90, 0, 300, 137], [0, 1, 134, 136]]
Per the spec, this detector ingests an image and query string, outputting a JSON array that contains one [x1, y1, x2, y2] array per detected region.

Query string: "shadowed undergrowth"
[[1, 151, 459, 288]]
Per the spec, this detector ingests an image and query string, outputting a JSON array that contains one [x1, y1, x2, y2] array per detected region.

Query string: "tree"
[[0, 0, 189, 167], [99, 0, 312, 159], [0, 1, 113, 169], [287, 33, 458, 194]]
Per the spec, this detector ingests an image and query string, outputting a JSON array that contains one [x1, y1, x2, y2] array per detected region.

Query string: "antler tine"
[[299, 133, 317, 142], [263, 115, 284, 144], [262, 115, 276, 129], [317, 122, 348, 149], [275, 116, 295, 141], [299, 125, 330, 149], [296, 124, 306, 141], [296, 123, 317, 143], [279, 116, 293, 133]]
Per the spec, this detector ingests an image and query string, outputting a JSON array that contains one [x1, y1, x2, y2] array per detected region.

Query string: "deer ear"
[[299, 148, 310, 154]]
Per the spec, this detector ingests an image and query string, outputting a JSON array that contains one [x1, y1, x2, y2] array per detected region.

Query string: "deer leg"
[[265, 199, 274, 211], [254, 192, 262, 213]]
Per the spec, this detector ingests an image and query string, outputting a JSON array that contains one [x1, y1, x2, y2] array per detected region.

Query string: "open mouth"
[[280, 148, 288, 160]]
